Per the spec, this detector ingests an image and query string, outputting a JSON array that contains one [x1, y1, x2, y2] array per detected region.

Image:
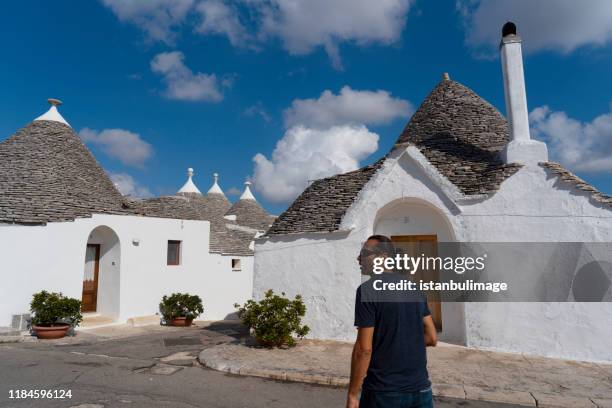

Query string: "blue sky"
[[1, 0, 611, 214]]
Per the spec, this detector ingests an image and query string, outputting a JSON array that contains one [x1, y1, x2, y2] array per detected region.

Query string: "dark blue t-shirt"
[[354, 273, 431, 392]]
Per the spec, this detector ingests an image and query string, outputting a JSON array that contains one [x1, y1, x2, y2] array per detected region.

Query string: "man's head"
[[358, 235, 396, 275]]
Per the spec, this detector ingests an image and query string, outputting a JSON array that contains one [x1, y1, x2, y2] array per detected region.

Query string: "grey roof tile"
[[394, 78, 522, 195], [540, 162, 612, 208], [0, 121, 256, 255], [130, 192, 255, 256], [225, 199, 276, 232], [265, 78, 564, 236], [0, 120, 128, 224], [265, 159, 384, 236]]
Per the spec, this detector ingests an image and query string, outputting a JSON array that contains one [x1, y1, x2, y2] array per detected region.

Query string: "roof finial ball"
[[47, 98, 63, 107], [502, 21, 517, 37], [442, 72, 450, 81], [187, 167, 194, 177]]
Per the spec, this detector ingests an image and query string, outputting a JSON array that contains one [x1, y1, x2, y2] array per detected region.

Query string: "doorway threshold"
[[79, 314, 120, 330]]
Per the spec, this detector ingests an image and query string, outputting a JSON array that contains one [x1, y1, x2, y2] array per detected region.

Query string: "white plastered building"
[[0, 101, 274, 329], [254, 23, 612, 362]]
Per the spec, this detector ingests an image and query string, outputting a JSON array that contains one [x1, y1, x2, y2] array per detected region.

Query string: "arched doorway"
[[373, 198, 465, 344], [82, 226, 121, 319]]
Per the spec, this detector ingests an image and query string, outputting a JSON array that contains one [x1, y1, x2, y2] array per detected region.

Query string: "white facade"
[[254, 148, 612, 363], [0, 213, 253, 327]]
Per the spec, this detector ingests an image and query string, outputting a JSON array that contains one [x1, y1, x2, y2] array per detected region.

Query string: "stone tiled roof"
[[0, 119, 256, 255], [225, 199, 276, 232], [265, 78, 550, 236], [394, 78, 522, 195], [176, 192, 255, 256], [0, 120, 128, 224], [540, 162, 612, 208], [265, 159, 384, 235], [132, 192, 255, 256], [127, 196, 202, 220]]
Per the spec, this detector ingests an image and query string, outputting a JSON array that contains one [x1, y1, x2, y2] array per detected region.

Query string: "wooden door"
[[391, 235, 442, 331], [81, 244, 100, 312]]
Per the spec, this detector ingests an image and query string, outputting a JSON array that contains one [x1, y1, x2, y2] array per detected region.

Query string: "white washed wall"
[[254, 149, 612, 362], [0, 213, 254, 326]]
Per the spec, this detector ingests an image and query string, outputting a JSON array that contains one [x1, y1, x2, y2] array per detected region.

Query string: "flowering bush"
[[30, 291, 83, 327], [235, 289, 309, 348], [159, 293, 204, 321]]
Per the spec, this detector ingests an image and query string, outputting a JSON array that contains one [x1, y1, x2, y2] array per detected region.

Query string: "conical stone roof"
[[266, 77, 523, 236], [225, 184, 275, 231], [0, 120, 127, 224], [393, 77, 521, 195]]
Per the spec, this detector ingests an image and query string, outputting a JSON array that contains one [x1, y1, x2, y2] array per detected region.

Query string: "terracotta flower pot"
[[33, 323, 70, 340], [170, 317, 193, 327]]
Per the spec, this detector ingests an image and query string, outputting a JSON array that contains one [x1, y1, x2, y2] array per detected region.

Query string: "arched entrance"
[[373, 198, 465, 344], [82, 226, 121, 319]]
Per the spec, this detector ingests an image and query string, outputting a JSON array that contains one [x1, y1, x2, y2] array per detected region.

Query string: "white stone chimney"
[[500, 22, 548, 165]]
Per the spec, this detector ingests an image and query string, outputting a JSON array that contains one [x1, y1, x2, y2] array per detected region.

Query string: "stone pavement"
[[1, 321, 518, 408], [199, 340, 612, 408]]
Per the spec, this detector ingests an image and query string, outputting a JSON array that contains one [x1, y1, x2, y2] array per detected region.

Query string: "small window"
[[231, 258, 241, 271], [167, 240, 181, 266]]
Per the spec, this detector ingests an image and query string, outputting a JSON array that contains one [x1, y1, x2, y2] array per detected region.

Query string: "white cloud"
[[458, 0, 612, 54], [150, 51, 225, 102], [101, 0, 194, 43], [110, 172, 154, 198], [257, 0, 412, 69], [196, 1, 250, 47], [80, 127, 153, 168], [102, 0, 413, 69], [252, 86, 413, 202], [252, 125, 379, 203], [244, 102, 272, 122], [284, 86, 413, 128], [226, 186, 242, 196], [530, 105, 612, 173]]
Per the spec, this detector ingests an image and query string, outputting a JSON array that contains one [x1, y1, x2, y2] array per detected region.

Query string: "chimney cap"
[[502, 21, 517, 37]]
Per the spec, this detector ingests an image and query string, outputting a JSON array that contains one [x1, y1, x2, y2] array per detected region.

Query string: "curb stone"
[[198, 346, 611, 407], [531, 392, 598, 408], [463, 386, 535, 406], [592, 399, 612, 408], [198, 349, 536, 406], [0, 335, 36, 344], [240, 367, 287, 381], [432, 383, 465, 400]]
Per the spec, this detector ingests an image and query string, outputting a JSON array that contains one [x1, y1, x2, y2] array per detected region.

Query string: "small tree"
[[159, 293, 204, 322], [30, 291, 83, 327], [235, 289, 310, 348]]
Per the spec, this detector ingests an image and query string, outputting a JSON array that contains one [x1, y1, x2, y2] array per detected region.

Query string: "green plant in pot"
[[159, 293, 204, 327], [235, 289, 310, 348], [30, 291, 83, 339]]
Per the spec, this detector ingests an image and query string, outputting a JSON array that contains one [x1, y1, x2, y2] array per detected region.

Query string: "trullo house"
[[253, 23, 612, 362], [0, 101, 274, 330]]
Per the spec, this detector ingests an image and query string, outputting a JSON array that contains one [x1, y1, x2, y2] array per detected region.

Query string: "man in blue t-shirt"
[[347, 235, 438, 408]]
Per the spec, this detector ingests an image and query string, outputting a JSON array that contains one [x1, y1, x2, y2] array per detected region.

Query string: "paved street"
[[0, 323, 525, 408]]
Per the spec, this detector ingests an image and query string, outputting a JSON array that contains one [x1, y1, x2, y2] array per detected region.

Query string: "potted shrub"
[[235, 289, 310, 348], [30, 291, 83, 339], [159, 293, 204, 327]]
